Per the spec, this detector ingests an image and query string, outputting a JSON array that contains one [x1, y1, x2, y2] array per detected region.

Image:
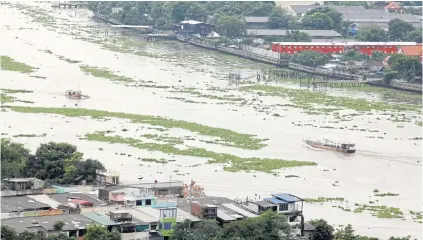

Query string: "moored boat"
[[303, 138, 356, 153]]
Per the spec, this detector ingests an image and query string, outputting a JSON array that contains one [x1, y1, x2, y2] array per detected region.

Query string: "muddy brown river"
[[1, 2, 422, 239]]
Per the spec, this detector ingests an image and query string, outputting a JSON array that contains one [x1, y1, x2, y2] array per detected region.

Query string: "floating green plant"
[[0, 56, 35, 73], [4, 106, 266, 150], [80, 65, 134, 83], [85, 131, 316, 173]]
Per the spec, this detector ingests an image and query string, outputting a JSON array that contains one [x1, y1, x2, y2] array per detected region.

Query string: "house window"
[[145, 199, 151, 206], [279, 204, 288, 211], [164, 222, 172, 230]]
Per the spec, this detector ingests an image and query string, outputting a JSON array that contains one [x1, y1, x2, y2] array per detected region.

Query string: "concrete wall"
[[241, 45, 280, 59]]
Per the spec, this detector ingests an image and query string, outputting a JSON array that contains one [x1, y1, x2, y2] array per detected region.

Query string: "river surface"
[[1, 2, 422, 239]]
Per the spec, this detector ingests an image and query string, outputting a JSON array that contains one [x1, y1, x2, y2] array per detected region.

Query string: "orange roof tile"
[[400, 45, 423, 56]]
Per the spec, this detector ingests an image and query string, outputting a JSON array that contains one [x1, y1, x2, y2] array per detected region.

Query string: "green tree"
[[174, 219, 222, 240], [247, 3, 275, 16], [185, 3, 208, 21], [302, 12, 334, 29], [388, 19, 415, 41], [1, 139, 30, 179], [46, 233, 76, 240], [219, 211, 291, 239], [284, 30, 311, 42], [406, 29, 423, 43], [303, 7, 343, 30], [266, 7, 295, 29], [171, 2, 191, 22], [1, 226, 18, 240], [291, 51, 332, 67], [309, 219, 334, 240], [216, 15, 246, 38], [85, 225, 121, 240], [24, 142, 78, 183], [16, 231, 42, 240], [76, 159, 106, 183], [335, 224, 356, 240], [53, 221, 65, 232], [356, 25, 388, 41], [389, 237, 411, 240], [388, 55, 422, 82]]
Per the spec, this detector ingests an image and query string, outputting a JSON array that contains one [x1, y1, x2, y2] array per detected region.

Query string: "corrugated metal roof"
[[289, 5, 314, 14], [245, 16, 269, 23], [399, 45, 423, 56], [221, 203, 258, 218], [253, 200, 276, 207], [132, 207, 160, 222], [177, 208, 201, 222], [264, 197, 287, 204], [271, 193, 303, 203], [81, 212, 117, 226], [217, 209, 236, 221]]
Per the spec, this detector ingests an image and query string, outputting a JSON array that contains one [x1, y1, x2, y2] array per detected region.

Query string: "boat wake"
[[359, 150, 421, 166]]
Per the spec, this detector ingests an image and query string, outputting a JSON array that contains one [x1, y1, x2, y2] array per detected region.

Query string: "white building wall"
[[121, 232, 150, 240], [247, 202, 259, 213], [288, 203, 295, 212]]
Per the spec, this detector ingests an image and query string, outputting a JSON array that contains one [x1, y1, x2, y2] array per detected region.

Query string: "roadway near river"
[[0, 2, 422, 239]]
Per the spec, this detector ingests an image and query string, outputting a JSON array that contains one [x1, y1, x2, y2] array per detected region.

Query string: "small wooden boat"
[[303, 138, 356, 153], [65, 90, 89, 100]]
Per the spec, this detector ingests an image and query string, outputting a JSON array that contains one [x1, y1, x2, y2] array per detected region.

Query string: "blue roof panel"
[[271, 193, 303, 203], [264, 197, 287, 204]]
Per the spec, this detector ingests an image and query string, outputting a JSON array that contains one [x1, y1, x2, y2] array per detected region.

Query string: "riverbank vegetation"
[[0, 56, 35, 73], [1, 140, 105, 184]]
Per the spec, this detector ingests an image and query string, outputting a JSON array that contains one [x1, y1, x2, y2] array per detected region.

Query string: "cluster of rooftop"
[[1, 175, 316, 240]]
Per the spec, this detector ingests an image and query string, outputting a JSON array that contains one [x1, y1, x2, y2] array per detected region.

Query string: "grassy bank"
[[240, 85, 421, 114], [86, 131, 316, 173], [1, 56, 35, 73], [4, 106, 266, 150], [80, 65, 134, 83]]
